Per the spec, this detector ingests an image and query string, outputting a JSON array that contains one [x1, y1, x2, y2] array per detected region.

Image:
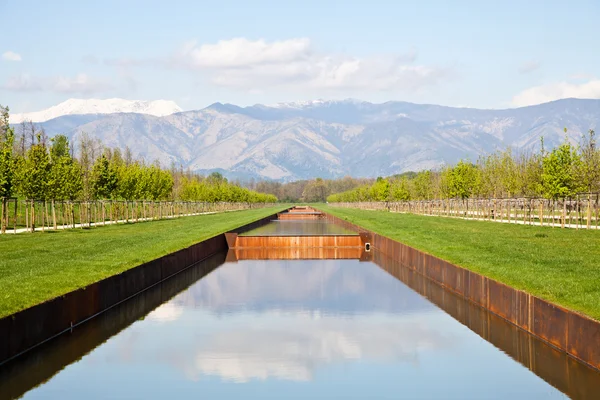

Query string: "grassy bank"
[[318, 205, 600, 321], [0, 206, 287, 318]]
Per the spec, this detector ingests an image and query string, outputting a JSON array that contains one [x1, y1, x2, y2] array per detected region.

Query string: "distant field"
[[318, 204, 600, 321], [0, 206, 287, 318]]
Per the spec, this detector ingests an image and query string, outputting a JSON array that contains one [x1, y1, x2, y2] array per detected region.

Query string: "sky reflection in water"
[[22, 259, 565, 399]]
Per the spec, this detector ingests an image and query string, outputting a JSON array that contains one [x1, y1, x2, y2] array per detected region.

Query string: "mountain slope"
[[25, 98, 600, 181]]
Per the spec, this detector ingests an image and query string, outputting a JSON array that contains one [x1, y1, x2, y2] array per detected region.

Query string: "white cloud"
[[181, 314, 454, 382], [512, 79, 600, 107], [2, 51, 22, 62], [146, 303, 183, 323], [182, 37, 312, 68], [518, 60, 540, 74], [176, 38, 448, 92], [3, 73, 113, 94]]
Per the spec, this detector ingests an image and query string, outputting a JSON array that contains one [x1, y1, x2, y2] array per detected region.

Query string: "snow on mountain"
[[267, 98, 366, 109], [10, 98, 182, 123], [25, 98, 600, 181]]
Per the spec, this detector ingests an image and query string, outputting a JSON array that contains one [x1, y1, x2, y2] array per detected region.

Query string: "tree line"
[[247, 176, 374, 203], [328, 130, 600, 203], [0, 105, 277, 231]]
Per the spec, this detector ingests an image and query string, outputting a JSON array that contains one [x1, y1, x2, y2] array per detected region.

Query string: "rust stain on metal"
[[234, 235, 362, 248], [567, 313, 600, 369], [533, 297, 569, 350], [232, 247, 364, 260]]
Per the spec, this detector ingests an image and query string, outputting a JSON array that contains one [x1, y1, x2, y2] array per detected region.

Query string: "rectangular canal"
[[1, 210, 599, 399]]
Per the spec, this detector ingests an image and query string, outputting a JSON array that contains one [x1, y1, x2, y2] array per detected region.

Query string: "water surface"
[[3, 255, 583, 399]]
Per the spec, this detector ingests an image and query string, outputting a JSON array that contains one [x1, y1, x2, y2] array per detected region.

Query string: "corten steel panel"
[[488, 280, 520, 326], [426, 255, 445, 284], [0, 212, 280, 365], [232, 247, 363, 260], [443, 262, 466, 296], [533, 297, 569, 351], [567, 312, 600, 370], [466, 271, 488, 308], [234, 235, 362, 248], [224, 232, 238, 248], [359, 232, 372, 246], [278, 214, 322, 220]]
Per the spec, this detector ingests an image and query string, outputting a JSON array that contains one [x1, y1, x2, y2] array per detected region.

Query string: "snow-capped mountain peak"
[[10, 98, 182, 123], [266, 98, 365, 109]]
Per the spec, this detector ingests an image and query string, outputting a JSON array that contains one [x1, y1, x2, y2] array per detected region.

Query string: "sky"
[[1, 0, 600, 113]]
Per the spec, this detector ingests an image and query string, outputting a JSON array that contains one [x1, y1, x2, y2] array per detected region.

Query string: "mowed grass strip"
[[0, 206, 287, 318], [318, 205, 600, 321]]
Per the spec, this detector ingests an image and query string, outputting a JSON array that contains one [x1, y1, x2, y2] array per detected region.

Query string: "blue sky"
[[1, 0, 599, 112]]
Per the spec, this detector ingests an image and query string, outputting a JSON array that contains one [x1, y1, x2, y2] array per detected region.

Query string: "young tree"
[[449, 160, 480, 199], [91, 153, 118, 199], [577, 129, 600, 193], [0, 105, 15, 233], [47, 136, 83, 228], [371, 177, 391, 201], [390, 177, 410, 201], [19, 134, 51, 231], [541, 139, 583, 199], [413, 170, 433, 200], [50, 134, 70, 161]]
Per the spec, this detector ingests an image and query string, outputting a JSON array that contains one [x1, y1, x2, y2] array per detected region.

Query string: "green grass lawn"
[[317, 204, 600, 321], [0, 206, 287, 318]]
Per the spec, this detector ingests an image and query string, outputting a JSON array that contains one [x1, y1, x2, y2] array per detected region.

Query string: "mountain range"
[[11, 97, 600, 181]]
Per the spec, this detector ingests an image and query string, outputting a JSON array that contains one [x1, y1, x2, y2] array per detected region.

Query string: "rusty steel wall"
[[0, 211, 282, 365], [372, 250, 600, 398], [318, 209, 600, 372], [230, 247, 364, 261], [277, 213, 323, 220], [287, 207, 317, 213], [234, 235, 361, 248]]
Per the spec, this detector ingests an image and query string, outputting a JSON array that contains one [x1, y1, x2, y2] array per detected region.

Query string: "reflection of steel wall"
[[0, 252, 226, 400], [372, 251, 600, 398], [318, 209, 600, 372], [230, 247, 364, 261], [0, 211, 281, 365]]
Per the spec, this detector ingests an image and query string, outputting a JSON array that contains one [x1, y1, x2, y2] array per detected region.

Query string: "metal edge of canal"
[[315, 206, 600, 373], [2, 205, 599, 376], [0, 210, 284, 365]]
